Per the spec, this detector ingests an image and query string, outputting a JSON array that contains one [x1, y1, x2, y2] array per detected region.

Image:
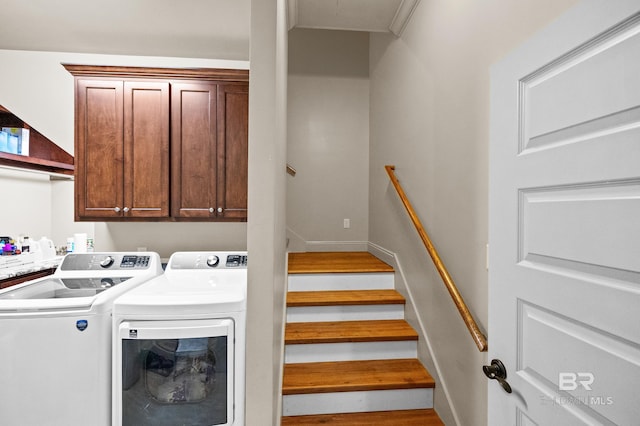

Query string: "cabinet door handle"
[[114, 207, 121, 213], [209, 207, 214, 213], [123, 207, 130, 213], [217, 207, 223, 213]]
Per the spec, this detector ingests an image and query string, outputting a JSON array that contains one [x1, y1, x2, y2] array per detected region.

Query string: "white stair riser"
[[288, 273, 395, 291], [282, 388, 433, 416], [285, 340, 417, 363], [284, 269, 435, 418], [286, 304, 405, 322]]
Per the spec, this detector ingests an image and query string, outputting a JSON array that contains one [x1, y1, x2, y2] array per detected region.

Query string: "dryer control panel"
[[168, 252, 248, 270], [225, 255, 248, 268]]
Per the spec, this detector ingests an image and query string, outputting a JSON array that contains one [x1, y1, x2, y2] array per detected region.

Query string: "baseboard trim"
[[305, 240, 369, 252], [367, 242, 396, 267], [387, 252, 462, 426]]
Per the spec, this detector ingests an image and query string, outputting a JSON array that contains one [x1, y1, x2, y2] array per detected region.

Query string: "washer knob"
[[206, 255, 220, 267], [100, 256, 115, 268]]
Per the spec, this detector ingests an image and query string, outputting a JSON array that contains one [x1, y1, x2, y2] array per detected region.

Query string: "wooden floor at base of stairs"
[[285, 319, 418, 344], [282, 358, 434, 395], [288, 252, 394, 274], [281, 408, 444, 425]]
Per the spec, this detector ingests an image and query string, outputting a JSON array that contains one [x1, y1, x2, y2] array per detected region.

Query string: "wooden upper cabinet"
[[74, 78, 169, 220], [65, 64, 249, 222], [124, 81, 170, 218], [75, 79, 125, 219], [171, 82, 218, 218], [217, 83, 249, 220], [171, 82, 249, 220]]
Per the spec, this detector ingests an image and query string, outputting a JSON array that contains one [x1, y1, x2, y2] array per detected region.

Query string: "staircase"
[[281, 252, 444, 425]]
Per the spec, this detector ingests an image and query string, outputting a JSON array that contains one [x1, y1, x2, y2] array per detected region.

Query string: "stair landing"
[[288, 252, 394, 274]]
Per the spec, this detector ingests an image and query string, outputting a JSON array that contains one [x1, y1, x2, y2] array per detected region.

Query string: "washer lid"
[[113, 269, 247, 316], [0, 276, 135, 311], [0, 252, 164, 313]]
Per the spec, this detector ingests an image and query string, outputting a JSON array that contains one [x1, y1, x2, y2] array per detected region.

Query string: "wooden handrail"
[[385, 165, 488, 352]]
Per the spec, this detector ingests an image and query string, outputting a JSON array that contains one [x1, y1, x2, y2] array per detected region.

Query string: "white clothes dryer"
[[112, 251, 247, 426], [0, 252, 163, 426]]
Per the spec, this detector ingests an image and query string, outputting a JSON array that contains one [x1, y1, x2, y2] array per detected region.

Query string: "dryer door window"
[[116, 319, 234, 426]]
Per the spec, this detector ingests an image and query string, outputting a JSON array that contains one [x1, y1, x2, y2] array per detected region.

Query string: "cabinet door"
[[76, 79, 124, 219], [123, 81, 170, 218], [171, 82, 218, 218], [217, 83, 249, 220]]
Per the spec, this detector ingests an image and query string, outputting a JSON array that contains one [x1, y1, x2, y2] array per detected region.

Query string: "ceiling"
[[0, 0, 251, 60], [0, 0, 418, 60], [288, 0, 420, 36]]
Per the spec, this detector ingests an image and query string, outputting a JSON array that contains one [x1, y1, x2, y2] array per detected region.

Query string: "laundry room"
[[5, 0, 628, 425], [0, 0, 256, 423]]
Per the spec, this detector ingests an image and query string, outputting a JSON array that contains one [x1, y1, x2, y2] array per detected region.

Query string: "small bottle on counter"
[[21, 236, 29, 253], [66, 237, 75, 253], [87, 238, 94, 252]]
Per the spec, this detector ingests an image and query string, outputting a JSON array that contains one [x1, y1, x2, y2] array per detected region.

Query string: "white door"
[[488, 1, 640, 425]]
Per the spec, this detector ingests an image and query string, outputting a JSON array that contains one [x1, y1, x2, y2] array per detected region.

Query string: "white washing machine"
[[112, 251, 247, 426], [0, 252, 163, 426]]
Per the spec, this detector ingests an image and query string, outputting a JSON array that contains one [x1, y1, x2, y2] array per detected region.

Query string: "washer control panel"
[[168, 252, 248, 270], [60, 253, 152, 271]]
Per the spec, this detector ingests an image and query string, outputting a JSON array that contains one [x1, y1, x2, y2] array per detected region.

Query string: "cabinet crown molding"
[[62, 64, 249, 82]]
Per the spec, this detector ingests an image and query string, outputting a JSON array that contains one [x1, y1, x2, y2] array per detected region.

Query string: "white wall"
[[0, 49, 249, 257], [287, 29, 370, 251], [0, 169, 53, 242], [368, 0, 579, 425], [245, 0, 289, 424]]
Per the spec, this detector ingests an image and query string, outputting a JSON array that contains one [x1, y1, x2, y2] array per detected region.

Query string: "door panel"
[[518, 302, 636, 426], [124, 81, 170, 217], [523, 30, 640, 143], [76, 80, 124, 218], [520, 183, 640, 273], [171, 83, 217, 218], [217, 84, 249, 220], [489, 2, 640, 425]]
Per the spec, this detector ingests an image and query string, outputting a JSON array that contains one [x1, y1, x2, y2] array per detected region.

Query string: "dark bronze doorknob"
[[483, 359, 512, 393]]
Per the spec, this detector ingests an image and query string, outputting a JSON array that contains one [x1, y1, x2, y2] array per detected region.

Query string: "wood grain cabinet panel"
[[217, 83, 249, 220], [171, 82, 218, 218], [75, 79, 125, 219], [66, 65, 248, 222], [171, 82, 249, 220], [124, 81, 170, 218], [74, 79, 169, 220]]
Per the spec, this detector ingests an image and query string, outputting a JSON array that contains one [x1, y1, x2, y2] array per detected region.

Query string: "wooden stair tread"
[[285, 319, 418, 344], [287, 289, 405, 307], [281, 409, 445, 425], [288, 252, 394, 274], [282, 359, 434, 395]]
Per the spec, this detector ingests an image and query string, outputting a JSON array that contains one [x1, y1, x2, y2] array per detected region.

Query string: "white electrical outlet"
[[343, 219, 350, 229]]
